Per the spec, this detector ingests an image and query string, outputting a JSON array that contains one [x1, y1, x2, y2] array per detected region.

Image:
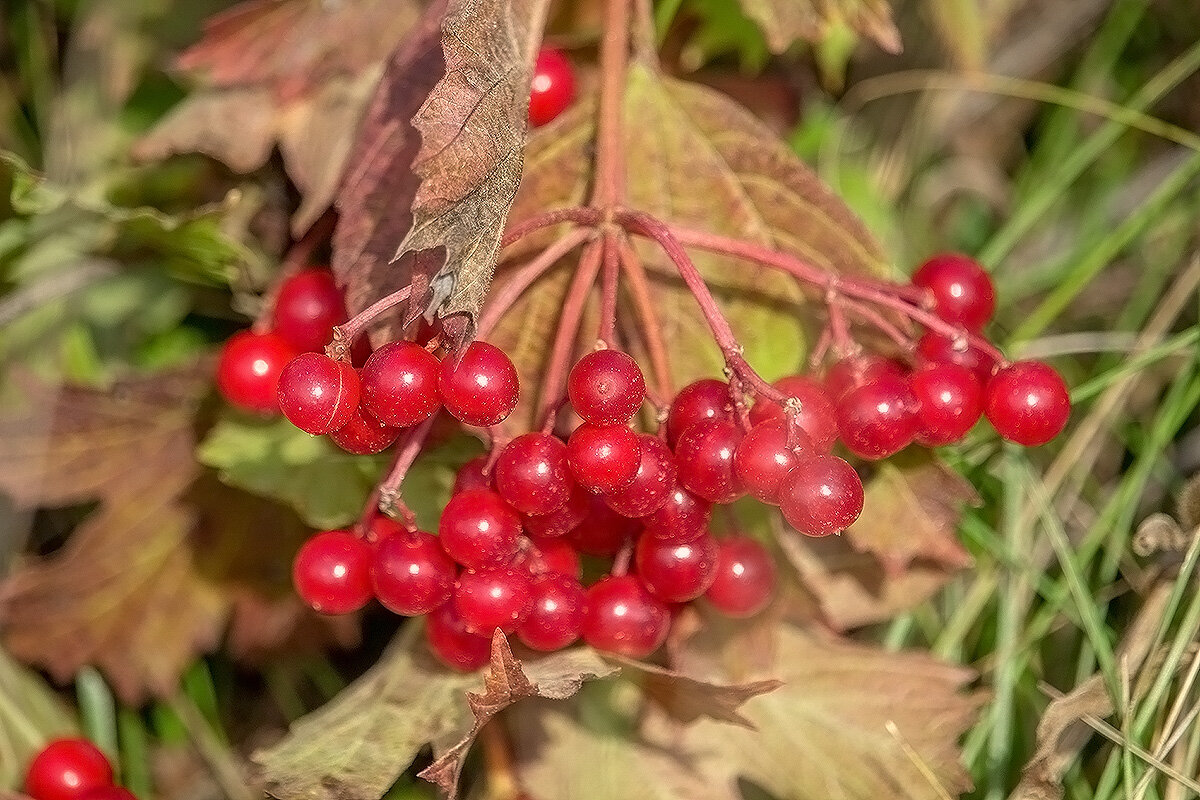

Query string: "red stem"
[[838, 295, 912, 352], [477, 228, 593, 337], [536, 239, 605, 424], [616, 236, 673, 401], [598, 233, 620, 346], [592, 0, 631, 207], [328, 284, 413, 359], [501, 207, 601, 249], [376, 415, 439, 524]]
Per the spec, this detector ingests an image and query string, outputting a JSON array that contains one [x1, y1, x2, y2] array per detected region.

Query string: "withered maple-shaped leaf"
[[846, 455, 977, 575], [255, 628, 613, 800], [678, 623, 982, 800], [136, 0, 425, 233], [738, 0, 902, 54], [489, 63, 890, 429], [392, 0, 554, 329]]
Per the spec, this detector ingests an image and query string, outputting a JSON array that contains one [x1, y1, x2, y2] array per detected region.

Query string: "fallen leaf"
[[419, 632, 616, 797], [603, 655, 780, 728], [330, 1, 449, 347], [845, 455, 977, 575], [737, 0, 902, 54], [136, 0, 425, 233], [393, 0, 554, 329]]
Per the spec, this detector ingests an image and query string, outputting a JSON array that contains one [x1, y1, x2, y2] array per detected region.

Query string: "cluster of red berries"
[[23, 738, 135, 800]]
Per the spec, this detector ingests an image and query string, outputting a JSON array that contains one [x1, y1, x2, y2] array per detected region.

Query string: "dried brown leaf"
[[393, 0, 554, 329], [738, 0, 902, 54], [846, 456, 977, 575], [604, 654, 780, 728]]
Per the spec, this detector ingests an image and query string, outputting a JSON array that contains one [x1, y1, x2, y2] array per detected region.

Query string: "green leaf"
[[0, 647, 78, 790]]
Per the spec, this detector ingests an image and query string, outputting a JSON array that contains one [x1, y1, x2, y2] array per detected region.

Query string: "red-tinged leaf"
[[737, 0, 902, 54], [331, 0, 449, 347], [392, 0, 555, 330], [136, 0, 425, 233], [603, 654, 780, 728], [846, 456, 978, 575]]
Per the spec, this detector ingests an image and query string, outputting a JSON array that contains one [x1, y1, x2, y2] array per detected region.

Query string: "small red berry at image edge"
[[582, 575, 670, 658], [426, 601, 492, 671], [370, 530, 457, 616], [292, 530, 373, 614], [25, 737, 114, 800], [277, 353, 360, 435], [705, 536, 776, 618], [215, 330, 296, 414], [271, 268, 347, 352], [779, 454, 864, 537], [439, 341, 520, 427], [528, 48, 575, 127], [359, 341, 442, 427], [984, 360, 1070, 446], [912, 253, 996, 332]]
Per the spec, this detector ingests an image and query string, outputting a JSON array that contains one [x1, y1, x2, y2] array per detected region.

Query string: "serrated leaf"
[[393, 0, 553, 329], [737, 0, 902, 54]]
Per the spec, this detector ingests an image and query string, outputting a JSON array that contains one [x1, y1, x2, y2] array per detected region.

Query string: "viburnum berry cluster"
[[23, 738, 136, 800]]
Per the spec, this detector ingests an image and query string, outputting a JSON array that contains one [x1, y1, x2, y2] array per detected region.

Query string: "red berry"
[[733, 419, 801, 504], [271, 269, 346, 352], [642, 486, 711, 542], [370, 530, 457, 616], [916, 332, 998, 384], [452, 456, 493, 494], [912, 253, 995, 332], [439, 341, 520, 427], [779, 454, 864, 537], [453, 566, 534, 634], [522, 483, 590, 538], [673, 418, 746, 504], [749, 375, 838, 451], [666, 379, 732, 446], [582, 575, 670, 658], [426, 602, 492, 671], [79, 788, 137, 800], [824, 354, 906, 402], [836, 374, 918, 460], [909, 362, 983, 446], [359, 341, 442, 427], [366, 515, 407, 544], [635, 531, 718, 602], [567, 423, 641, 494], [705, 537, 776, 618], [528, 48, 575, 127], [277, 353, 360, 435], [327, 403, 401, 454], [517, 573, 586, 651], [604, 434, 677, 517], [984, 361, 1070, 446], [568, 350, 646, 425], [494, 432, 575, 515], [215, 330, 296, 414], [569, 496, 640, 555], [25, 738, 113, 800], [438, 489, 522, 569], [292, 530, 373, 614], [524, 536, 582, 578]]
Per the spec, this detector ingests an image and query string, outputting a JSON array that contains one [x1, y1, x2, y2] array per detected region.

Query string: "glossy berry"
[[749, 375, 838, 451], [78, 788, 137, 800], [452, 456, 493, 494], [271, 269, 346, 352], [25, 738, 114, 800], [528, 48, 575, 127], [568, 350, 646, 425], [359, 341, 442, 427], [824, 354, 906, 402], [604, 434, 677, 517], [569, 496, 640, 555], [779, 454, 864, 537], [582, 575, 670, 658], [522, 483, 590, 539], [366, 515, 407, 544], [705, 537, 776, 618], [495, 432, 575, 515], [525, 536, 582, 578], [642, 486, 711, 543], [292, 530, 373, 614], [666, 379, 732, 446], [673, 418, 746, 504], [635, 531, 718, 603], [328, 403, 401, 454], [277, 353, 360, 435], [370, 530, 457, 616], [426, 602, 492, 671], [453, 566, 533, 634], [912, 253, 995, 332], [837, 375, 918, 460], [517, 573, 587, 651], [984, 361, 1070, 446], [438, 489, 522, 568], [909, 362, 983, 446], [733, 419, 800, 504], [215, 330, 296, 414], [439, 341, 520, 427], [916, 332, 998, 384], [567, 423, 641, 494]]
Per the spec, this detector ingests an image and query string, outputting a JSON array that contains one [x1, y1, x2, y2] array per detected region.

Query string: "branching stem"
[[376, 415, 439, 524]]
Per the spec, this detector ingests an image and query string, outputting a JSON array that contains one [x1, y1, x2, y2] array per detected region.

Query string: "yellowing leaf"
[[738, 0, 902, 54]]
